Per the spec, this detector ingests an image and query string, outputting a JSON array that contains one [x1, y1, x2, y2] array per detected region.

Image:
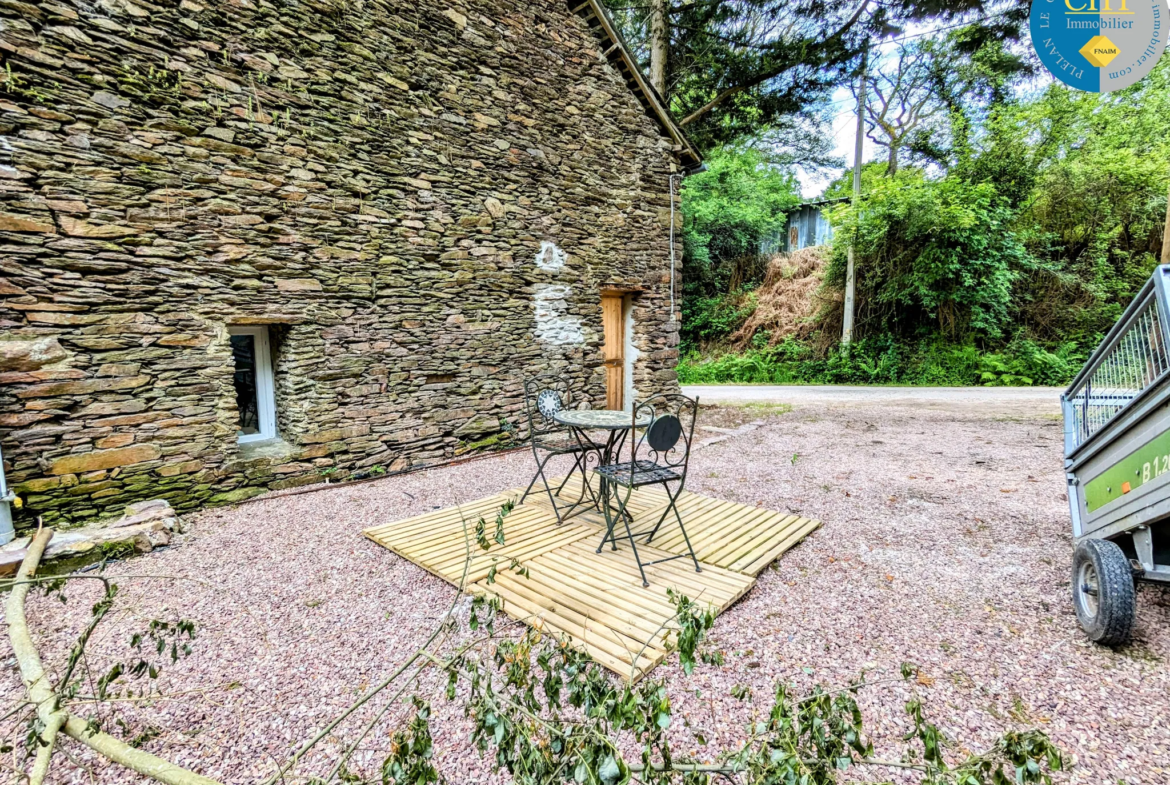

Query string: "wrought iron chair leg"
[[554, 454, 578, 495], [555, 448, 591, 501], [578, 463, 600, 507], [573, 453, 603, 509], [611, 485, 649, 587], [671, 499, 702, 573], [643, 485, 678, 544], [641, 481, 700, 573], [519, 450, 546, 504], [597, 477, 616, 554], [611, 483, 637, 551], [533, 453, 566, 525], [522, 450, 565, 523]]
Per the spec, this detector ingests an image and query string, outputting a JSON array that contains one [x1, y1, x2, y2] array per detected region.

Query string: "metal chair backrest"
[[646, 415, 683, 452], [628, 393, 698, 475], [522, 375, 573, 440]]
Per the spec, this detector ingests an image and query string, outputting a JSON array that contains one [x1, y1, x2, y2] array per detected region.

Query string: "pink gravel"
[[2, 394, 1168, 784]]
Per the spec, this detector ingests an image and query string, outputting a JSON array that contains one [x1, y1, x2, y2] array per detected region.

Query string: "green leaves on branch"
[[468, 594, 500, 634], [382, 698, 439, 785], [827, 173, 1029, 342], [475, 499, 514, 551], [418, 592, 1062, 785], [665, 588, 718, 676]]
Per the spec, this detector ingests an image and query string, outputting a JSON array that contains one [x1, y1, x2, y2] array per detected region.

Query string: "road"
[[682, 384, 1063, 411]]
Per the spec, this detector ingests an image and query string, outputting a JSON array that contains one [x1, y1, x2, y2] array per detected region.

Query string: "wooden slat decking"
[[525, 473, 820, 576], [363, 476, 819, 680]]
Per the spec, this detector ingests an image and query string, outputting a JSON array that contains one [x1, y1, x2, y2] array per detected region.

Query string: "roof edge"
[[568, 0, 703, 170], [796, 196, 851, 208]]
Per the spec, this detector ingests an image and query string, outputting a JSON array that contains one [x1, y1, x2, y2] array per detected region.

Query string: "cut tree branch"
[[5, 527, 223, 785], [6, 528, 68, 785]]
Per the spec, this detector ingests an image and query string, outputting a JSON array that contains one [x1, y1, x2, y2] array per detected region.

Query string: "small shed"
[[761, 197, 847, 254]]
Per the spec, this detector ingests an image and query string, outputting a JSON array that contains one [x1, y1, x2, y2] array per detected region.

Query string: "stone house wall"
[[0, 0, 686, 529]]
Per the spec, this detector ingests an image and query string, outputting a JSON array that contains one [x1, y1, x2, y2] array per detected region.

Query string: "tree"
[[648, 0, 669, 96], [858, 42, 941, 176], [908, 30, 1032, 177], [603, 0, 1032, 149], [681, 144, 803, 297], [1011, 59, 1170, 342]]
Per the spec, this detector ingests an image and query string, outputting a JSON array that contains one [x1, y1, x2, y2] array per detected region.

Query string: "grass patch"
[[739, 402, 794, 415]]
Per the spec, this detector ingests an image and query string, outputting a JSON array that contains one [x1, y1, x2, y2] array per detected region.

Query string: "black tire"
[[1071, 538, 1136, 646]]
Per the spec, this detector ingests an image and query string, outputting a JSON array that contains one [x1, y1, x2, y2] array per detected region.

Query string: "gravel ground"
[[3, 395, 1169, 784]]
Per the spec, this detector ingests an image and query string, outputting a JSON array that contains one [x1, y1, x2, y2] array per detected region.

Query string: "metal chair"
[[594, 393, 701, 586], [519, 375, 602, 523]]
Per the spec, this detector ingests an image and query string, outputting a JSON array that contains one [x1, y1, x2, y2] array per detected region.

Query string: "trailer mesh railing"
[[1066, 292, 1170, 451]]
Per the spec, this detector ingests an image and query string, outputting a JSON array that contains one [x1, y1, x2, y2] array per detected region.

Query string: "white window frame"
[[229, 326, 277, 444]]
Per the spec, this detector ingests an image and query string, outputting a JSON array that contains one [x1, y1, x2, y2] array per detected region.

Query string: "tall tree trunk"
[[649, 0, 669, 99], [887, 145, 898, 176]]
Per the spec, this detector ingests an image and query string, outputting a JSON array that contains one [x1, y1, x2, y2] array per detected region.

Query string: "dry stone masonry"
[[0, 0, 687, 530]]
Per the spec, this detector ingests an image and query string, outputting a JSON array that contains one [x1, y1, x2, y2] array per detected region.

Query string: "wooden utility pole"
[[842, 44, 868, 346], [649, 0, 669, 97], [1162, 180, 1170, 265]]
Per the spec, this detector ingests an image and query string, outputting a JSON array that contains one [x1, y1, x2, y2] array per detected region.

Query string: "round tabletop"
[[554, 409, 651, 429]]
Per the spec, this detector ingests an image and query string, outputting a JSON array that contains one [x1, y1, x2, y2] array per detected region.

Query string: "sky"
[[795, 85, 877, 199]]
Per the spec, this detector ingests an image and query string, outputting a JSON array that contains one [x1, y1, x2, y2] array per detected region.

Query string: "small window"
[[229, 326, 277, 443]]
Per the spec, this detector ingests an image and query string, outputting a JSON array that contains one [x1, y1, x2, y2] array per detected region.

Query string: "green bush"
[[677, 338, 1083, 387], [680, 290, 757, 352], [681, 145, 801, 297], [826, 174, 1031, 342], [978, 340, 1083, 387]]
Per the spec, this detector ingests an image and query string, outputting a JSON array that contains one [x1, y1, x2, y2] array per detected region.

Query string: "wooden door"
[[601, 292, 625, 410]]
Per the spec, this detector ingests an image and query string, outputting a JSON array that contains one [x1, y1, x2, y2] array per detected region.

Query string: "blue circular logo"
[[1030, 0, 1168, 91]]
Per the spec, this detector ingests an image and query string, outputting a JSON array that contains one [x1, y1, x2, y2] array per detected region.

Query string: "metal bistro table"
[[553, 409, 651, 526]]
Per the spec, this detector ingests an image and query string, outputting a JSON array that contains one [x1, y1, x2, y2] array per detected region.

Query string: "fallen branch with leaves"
[[6, 528, 219, 785]]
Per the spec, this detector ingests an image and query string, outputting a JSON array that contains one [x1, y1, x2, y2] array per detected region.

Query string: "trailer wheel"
[[1072, 538, 1135, 646]]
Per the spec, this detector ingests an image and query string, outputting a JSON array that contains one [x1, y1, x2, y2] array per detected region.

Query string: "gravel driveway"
[[2, 392, 1167, 784]]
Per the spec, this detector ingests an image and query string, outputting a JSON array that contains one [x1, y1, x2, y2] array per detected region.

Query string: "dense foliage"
[[824, 174, 1030, 341], [679, 46, 1170, 387], [682, 145, 803, 295], [679, 337, 1081, 387], [602, 0, 1032, 149]]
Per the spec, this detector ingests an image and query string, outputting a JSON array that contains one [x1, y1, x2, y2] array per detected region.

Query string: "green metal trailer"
[[1063, 265, 1170, 645]]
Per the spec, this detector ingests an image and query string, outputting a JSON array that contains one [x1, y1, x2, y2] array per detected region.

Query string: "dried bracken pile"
[[730, 247, 836, 349]]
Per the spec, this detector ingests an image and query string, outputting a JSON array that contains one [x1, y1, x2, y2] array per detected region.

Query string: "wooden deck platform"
[[363, 476, 819, 680]]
